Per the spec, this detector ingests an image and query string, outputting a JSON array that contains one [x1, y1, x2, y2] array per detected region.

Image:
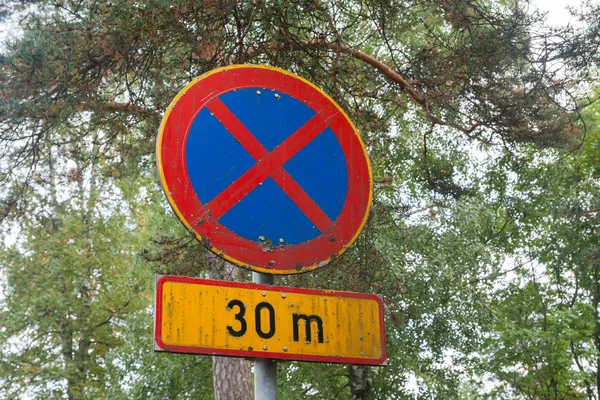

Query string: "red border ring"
[[157, 65, 372, 275]]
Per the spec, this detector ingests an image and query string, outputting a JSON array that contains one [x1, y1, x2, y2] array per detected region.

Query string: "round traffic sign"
[[157, 65, 372, 274]]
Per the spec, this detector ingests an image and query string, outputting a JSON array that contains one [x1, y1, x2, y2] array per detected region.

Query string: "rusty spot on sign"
[[260, 239, 274, 252]]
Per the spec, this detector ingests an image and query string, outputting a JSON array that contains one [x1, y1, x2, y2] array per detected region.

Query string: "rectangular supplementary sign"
[[154, 276, 386, 365]]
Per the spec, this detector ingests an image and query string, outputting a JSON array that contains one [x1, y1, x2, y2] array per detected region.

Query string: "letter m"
[[293, 313, 324, 343]]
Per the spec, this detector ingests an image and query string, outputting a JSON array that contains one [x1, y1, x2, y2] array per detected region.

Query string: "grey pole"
[[252, 272, 278, 400]]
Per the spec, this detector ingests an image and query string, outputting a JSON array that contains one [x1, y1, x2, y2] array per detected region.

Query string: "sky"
[[532, 0, 580, 26]]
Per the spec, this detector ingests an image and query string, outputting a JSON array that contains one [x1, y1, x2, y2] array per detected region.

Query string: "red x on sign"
[[199, 96, 338, 230]]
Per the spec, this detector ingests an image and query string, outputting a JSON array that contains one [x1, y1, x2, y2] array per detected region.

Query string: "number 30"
[[226, 300, 275, 339]]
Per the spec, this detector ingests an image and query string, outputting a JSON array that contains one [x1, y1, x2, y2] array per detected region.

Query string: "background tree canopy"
[[0, 0, 599, 399]]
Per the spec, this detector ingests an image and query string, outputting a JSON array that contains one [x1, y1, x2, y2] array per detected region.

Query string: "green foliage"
[[1, 0, 600, 399], [578, 105, 600, 178], [474, 109, 600, 398], [105, 309, 214, 400], [488, 283, 595, 399], [0, 191, 149, 398]]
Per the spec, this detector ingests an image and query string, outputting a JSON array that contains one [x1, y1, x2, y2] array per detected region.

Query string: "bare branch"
[[243, 38, 426, 105]]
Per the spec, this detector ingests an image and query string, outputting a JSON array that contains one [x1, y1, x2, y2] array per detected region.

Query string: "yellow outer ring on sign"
[[156, 64, 373, 275]]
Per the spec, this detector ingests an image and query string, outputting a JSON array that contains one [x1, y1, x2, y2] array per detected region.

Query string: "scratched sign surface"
[[155, 276, 387, 365], [157, 65, 372, 274]]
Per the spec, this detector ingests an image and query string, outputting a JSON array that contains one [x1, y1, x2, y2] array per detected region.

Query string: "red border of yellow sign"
[[154, 276, 387, 365]]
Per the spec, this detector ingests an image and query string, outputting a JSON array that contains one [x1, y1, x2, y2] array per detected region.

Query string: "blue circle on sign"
[[185, 88, 349, 246]]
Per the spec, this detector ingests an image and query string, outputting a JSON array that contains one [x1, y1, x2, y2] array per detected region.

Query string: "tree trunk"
[[349, 365, 372, 400], [206, 251, 254, 400], [212, 353, 254, 400], [60, 313, 80, 400], [49, 128, 84, 400]]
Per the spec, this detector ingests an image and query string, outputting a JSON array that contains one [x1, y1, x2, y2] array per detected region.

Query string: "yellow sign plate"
[[155, 276, 386, 365]]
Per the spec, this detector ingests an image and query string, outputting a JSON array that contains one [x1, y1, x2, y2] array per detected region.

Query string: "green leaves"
[[1, 0, 600, 398], [0, 192, 147, 398]]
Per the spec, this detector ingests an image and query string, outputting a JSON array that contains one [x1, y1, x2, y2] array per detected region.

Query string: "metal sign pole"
[[252, 272, 277, 400]]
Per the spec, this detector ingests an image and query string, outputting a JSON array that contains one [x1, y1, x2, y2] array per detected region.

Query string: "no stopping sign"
[[157, 65, 372, 274]]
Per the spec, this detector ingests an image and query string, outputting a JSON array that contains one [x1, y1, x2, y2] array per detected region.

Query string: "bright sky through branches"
[[532, 0, 578, 26]]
